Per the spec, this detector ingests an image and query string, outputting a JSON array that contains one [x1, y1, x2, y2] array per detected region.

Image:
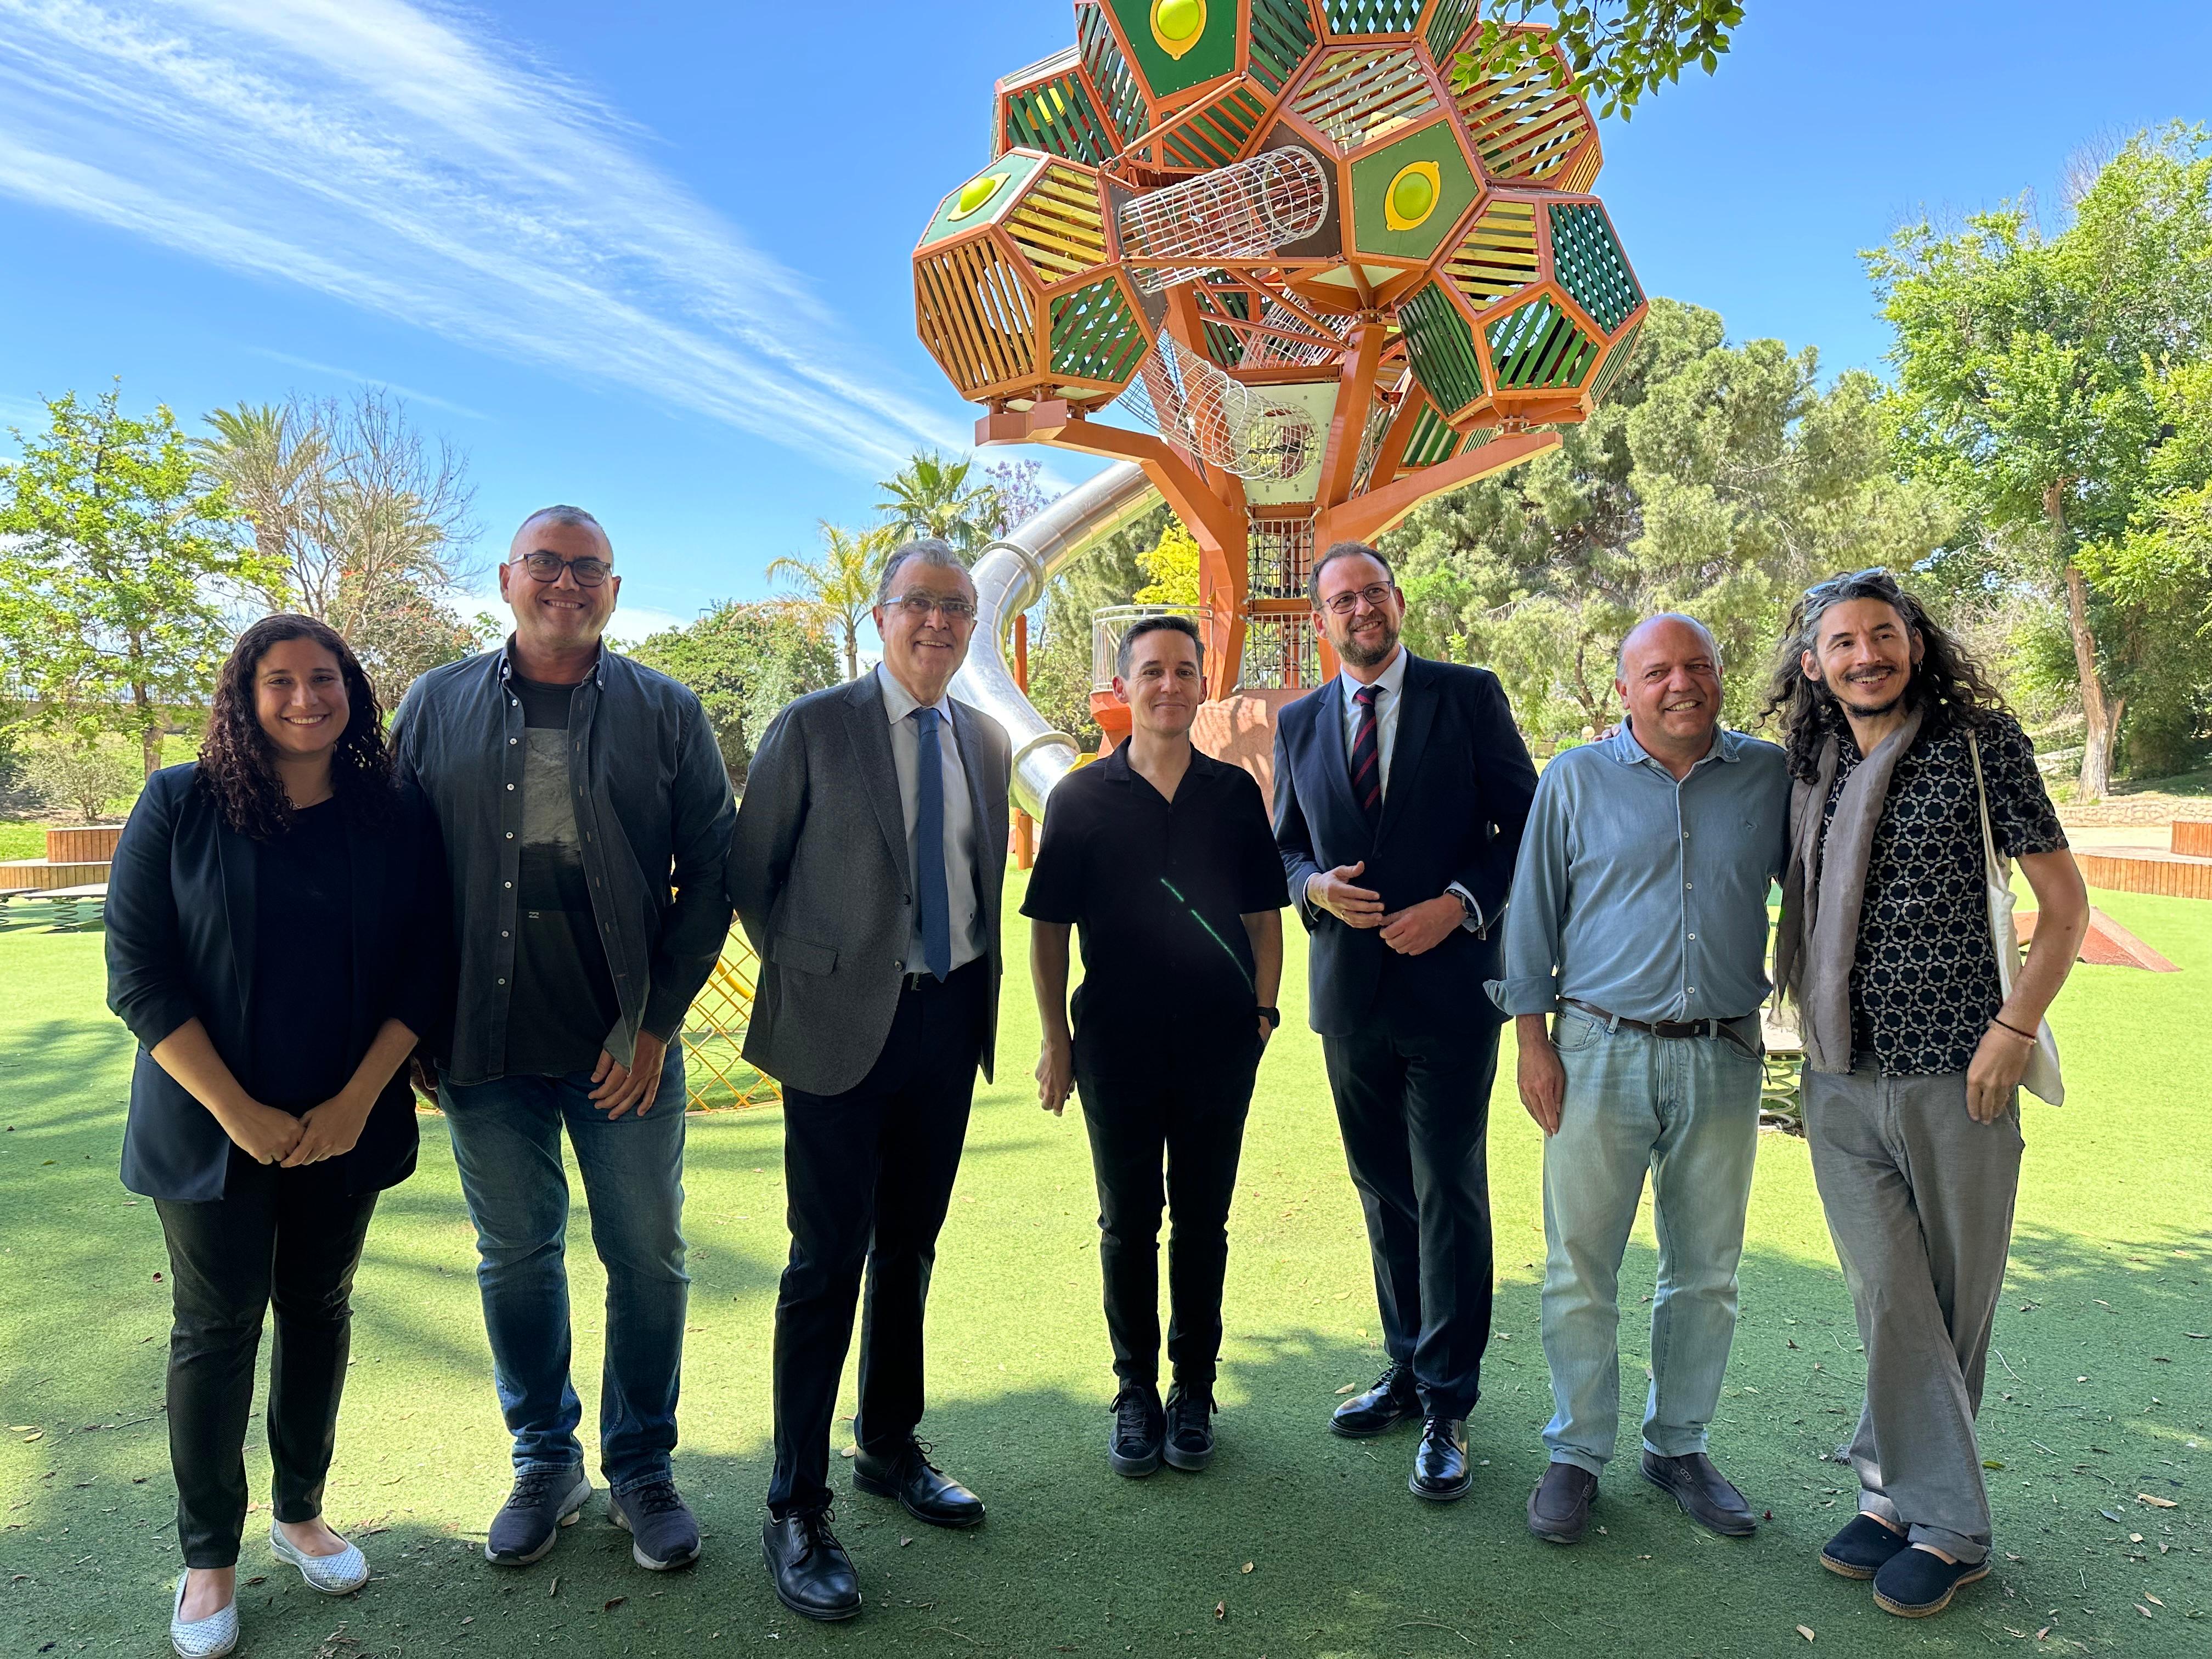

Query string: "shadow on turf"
[[9, 1222, 2208, 1655]]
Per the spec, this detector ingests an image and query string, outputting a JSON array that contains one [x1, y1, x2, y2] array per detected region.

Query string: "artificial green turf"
[[1, 882, 2206, 1658]]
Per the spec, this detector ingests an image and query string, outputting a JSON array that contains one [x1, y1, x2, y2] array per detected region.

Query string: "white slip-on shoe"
[[269, 1522, 371, 1594], [170, 1572, 239, 1658]]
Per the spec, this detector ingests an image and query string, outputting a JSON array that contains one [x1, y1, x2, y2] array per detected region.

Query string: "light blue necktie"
[[911, 707, 951, 981]]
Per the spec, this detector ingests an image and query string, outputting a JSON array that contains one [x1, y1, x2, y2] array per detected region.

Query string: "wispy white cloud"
[[242, 346, 489, 421], [0, 0, 970, 475]]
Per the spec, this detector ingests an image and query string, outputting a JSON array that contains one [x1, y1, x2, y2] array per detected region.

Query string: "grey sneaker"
[[485, 1467, 592, 1566], [608, 1478, 701, 1570]]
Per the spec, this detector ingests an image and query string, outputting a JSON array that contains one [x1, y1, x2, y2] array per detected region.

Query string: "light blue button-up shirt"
[[1486, 723, 1791, 1023]]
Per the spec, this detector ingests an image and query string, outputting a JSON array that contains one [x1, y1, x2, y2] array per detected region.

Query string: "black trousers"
[[768, 959, 987, 1517], [1076, 1057, 1256, 1396], [1321, 1022, 1500, 1420], [154, 1151, 380, 1568]]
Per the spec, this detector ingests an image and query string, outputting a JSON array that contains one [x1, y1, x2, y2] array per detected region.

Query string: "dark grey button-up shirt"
[[392, 641, 735, 1087], [1487, 723, 1790, 1023]]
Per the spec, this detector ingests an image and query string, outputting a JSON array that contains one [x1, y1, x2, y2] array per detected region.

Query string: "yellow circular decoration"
[[1384, 161, 1441, 232], [1151, 0, 1206, 58], [951, 173, 1007, 219]]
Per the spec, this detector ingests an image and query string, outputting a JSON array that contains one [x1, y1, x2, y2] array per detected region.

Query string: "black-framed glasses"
[[1320, 582, 1395, 616], [516, 550, 612, 587], [885, 591, 977, 624]]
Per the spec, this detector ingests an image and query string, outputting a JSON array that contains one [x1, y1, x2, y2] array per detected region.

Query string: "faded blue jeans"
[[439, 1054, 689, 1496], [1539, 1009, 1761, 1475]]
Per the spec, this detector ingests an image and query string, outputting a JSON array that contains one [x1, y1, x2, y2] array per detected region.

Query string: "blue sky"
[[1, 1, 2207, 636]]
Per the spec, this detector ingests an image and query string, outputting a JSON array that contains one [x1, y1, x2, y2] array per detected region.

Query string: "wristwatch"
[[1255, 1006, 1280, 1031]]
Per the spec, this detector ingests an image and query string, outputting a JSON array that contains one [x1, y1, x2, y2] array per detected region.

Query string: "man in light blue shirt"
[[1487, 614, 1789, 1547]]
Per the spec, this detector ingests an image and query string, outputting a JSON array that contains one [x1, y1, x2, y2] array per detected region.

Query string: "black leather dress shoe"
[[852, 1440, 986, 1530], [1408, 1417, 1471, 1502], [762, 1510, 860, 1622], [1640, 1451, 1756, 1536], [1330, 1361, 1421, 1440], [1526, 1461, 1599, 1543]]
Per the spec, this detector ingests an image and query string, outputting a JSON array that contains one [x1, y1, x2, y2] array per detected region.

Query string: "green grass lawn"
[[2, 882, 2207, 1657]]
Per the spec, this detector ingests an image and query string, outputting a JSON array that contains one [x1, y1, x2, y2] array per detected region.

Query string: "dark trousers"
[[768, 959, 987, 1517], [1077, 1056, 1257, 1396], [1322, 1022, 1500, 1420], [154, 1152, 380, 1568]]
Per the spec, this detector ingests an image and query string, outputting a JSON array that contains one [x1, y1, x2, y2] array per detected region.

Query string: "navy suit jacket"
[[105, 764, 448, 1202], [1272, 653, 1537, 1039]]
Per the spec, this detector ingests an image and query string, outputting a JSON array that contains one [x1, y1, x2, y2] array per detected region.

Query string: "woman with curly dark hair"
[[1764, 569, 2086, 1619], [105, 614, 448, 1656]]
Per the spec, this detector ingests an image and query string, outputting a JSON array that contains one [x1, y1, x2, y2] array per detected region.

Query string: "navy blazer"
[[1272, 653, 1538, 1039], [105, 764, 449, 1202]]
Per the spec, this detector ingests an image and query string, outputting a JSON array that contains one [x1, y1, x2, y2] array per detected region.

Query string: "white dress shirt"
[[877, 665, 984, 974], [1329, 645, 1486, 932]]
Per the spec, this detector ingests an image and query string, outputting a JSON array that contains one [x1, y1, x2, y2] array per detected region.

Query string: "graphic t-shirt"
[[503, 675, 621, 1079]]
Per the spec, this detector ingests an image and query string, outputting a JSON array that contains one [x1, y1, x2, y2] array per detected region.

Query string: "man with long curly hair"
[[1767, 569, 2087, 1618]]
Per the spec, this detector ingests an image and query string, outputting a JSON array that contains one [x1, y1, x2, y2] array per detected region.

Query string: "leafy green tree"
[[1133, 520, 1201, 606], [767, 521, 898, 679], [1452, 1, 1743, 121], [630, 600, 839, 791], [1868, 124, 2212, 797], [21, 736, 139, 823], [876, 452, 1001, 552], [1383, 298, 1952, 743], [0, 386, 280, 776]]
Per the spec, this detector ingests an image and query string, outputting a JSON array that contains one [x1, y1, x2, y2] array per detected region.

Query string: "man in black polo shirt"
[[1024, 614, 1288, 1479]]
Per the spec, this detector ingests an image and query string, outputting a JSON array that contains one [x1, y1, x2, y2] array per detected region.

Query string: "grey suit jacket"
[[727, 671, 1011, 1098]]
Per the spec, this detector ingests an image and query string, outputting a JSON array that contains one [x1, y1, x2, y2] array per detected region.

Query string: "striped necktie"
[[1350, 683, 1383, 822]]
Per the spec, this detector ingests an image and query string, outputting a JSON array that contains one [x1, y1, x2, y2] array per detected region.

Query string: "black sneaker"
[[1108, 1384, 1165, 1478], [608, 1477, 701, 1570], [1163, 1384, 1215, 1472], [484, 1466, 592, 1566]]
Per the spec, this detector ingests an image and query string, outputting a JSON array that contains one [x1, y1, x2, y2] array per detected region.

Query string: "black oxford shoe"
[[762, 1510, 860, 1622], [1330, 1361, 1421, 1440], [1408, 1417, 1471, 1502], [852, 1439, 986, 1530], [1526, 1461, 1599, 1544], [1640, 1451, 1756, 1536]]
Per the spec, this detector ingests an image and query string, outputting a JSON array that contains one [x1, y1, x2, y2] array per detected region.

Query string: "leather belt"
[[1563, 999, 1760, 1058]]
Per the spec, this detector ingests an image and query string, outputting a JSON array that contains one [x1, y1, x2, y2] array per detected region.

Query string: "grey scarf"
[[1776, 706, 1924, 1074]]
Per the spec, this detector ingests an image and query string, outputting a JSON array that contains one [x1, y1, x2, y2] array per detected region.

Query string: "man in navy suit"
[[1272, 540, 1537, 1502]]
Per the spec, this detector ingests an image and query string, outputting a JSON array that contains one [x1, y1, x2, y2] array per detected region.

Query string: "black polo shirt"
[[1021, 744, 1289, 1077]]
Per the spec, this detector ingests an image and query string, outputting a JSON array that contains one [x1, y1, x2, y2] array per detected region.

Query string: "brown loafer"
[[1641, 1451, 1756, 1536], [1527, 1461, 1598, 1543]]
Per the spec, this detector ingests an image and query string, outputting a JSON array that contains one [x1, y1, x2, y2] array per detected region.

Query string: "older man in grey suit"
[[728, 537, 1011, 1623]]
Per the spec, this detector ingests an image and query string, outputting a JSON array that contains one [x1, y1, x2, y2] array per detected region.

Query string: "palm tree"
[[767, 522, 898, 679], [192, 402, 328, 608], [875, 451, 1001, 552]]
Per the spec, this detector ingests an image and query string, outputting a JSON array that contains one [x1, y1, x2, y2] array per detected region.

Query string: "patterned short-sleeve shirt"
[[1820, 710, 2067, 1075]]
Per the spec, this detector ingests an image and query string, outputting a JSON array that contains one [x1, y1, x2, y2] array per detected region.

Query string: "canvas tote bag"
[[1968, 732, 2064, 1105]]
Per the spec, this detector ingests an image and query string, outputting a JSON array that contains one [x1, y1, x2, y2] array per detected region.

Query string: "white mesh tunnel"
[[1116, 148, 1331, 292]]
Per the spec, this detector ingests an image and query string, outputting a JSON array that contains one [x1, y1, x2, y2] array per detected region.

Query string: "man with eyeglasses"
[[1272, 541, 1537, 1503], [729, 538, 1011, 1622], [392, 506, 735, 1574]]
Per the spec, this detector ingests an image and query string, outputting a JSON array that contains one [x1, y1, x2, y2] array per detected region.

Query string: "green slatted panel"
[[1401, 402, 1462, 469], [1248, 0, 1319, 91], [1077, 1, 1149, 146], [1400, 281, 1487, 415], [1005, 72, 1118, 165], [1156, 86, 1269, 171], [1050, 278, 1150, 383], [1197, 286, 1251, 368], [1486, 297, 1599, 390], [1324, 0, 1426, 34], [1587, 314, 1644, 408], [1423, 0, 1480, 57], [1547, 203, 1641, 332]]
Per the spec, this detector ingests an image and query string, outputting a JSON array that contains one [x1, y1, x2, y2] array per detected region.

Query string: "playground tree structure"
[[913, 0, 1646, 752]]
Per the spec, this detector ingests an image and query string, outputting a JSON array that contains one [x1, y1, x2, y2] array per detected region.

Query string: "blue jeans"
[[1539, 1011, 1760, 1474], [439, 1054, 689, 1494]]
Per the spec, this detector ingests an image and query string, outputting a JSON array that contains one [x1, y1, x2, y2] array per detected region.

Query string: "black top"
[[1820, 711, 2067, 1074], [1022, 745, 1288, 1076], [249, 798, 355, 1110], [505, 674, 623, 1078]]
